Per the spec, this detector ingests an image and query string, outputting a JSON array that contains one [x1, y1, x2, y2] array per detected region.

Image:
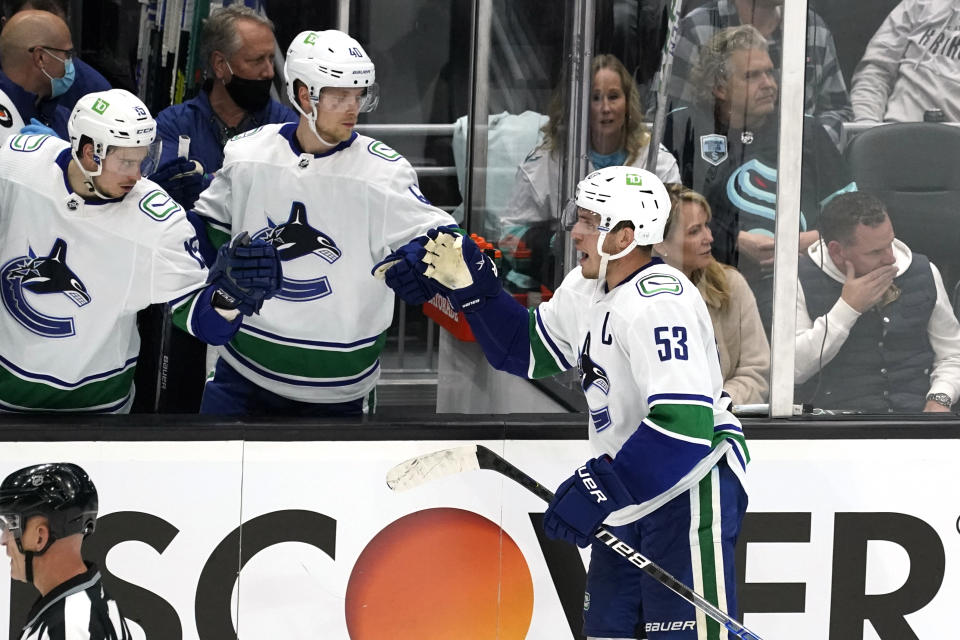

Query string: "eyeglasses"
[[28, 45, 76, 60]]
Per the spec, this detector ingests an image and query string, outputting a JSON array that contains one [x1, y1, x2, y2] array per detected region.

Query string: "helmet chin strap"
[[295, 102, 339, 148], [72, 150, 111, 199], [592, 231, 638, 303], [20, 535, 55, 585]]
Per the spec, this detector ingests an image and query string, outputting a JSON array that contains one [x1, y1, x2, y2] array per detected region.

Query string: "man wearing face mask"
[[151, 5, 296, 212], [146, 6, 297, 414], [0, 9, 110, 140]]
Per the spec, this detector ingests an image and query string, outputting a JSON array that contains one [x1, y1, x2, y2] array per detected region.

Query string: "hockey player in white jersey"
[[0, 89, 281, 413], [191, 29, 455, 415], [384, 166, 748, 639]]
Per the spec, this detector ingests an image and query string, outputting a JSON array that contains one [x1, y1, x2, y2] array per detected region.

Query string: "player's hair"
[[540, 53, 650, 164], [2, 0, 67, 20], [200, 5, 275, 79], [661, 183, 730, 310], [819, 191, 889, 246], [692, 24, 769, 107]]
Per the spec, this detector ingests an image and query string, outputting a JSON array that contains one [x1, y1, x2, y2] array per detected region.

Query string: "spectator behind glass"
[[667, 0, 851, 145], [655, 183, 769, 405], [795, 192, 960, 413], [151, 5, 297, 212], [498, 53, 680, 296], [850, 0, 960, 123], [0, 9, 110, 139], [663, 24, 855, 333], [0, 0, 67, 26]]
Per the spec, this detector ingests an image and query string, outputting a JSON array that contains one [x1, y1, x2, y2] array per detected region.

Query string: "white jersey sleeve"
[[150, 202, 209, 305], [526, 267, 594, 378]]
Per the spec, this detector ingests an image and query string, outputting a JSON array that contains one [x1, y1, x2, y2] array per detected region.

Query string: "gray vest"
[[796, 253, 936, 412]]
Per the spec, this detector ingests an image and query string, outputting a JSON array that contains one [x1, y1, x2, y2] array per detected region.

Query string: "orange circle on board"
[[345, 507, 534, 639]]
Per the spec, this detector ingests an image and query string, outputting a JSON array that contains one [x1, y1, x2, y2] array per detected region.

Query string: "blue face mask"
[[41, 54, 76, 98]]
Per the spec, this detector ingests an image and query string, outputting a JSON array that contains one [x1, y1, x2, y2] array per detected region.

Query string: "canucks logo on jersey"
[[254, 201, 342, 302], [578, 333, 613, 433], [1, 238, 90, 338]]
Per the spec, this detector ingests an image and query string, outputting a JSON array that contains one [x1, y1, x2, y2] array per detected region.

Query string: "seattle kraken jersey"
[[529, 259, 748, 522], [0, 134, 208, 412], [193, 123, 455, 402]]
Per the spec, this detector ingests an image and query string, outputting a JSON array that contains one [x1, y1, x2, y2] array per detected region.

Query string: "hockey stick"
[[387, 444, 763, 640], [645, 0, 685, 171]]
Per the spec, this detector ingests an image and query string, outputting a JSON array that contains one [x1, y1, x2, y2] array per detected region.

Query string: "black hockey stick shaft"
[[473, 446, 763, 640]]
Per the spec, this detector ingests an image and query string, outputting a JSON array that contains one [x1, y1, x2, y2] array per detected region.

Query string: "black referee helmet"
[[0, 462, 98, 554]]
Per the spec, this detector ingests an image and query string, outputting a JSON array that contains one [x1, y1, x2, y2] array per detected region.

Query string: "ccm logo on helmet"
[[577, 465, 607, 503]]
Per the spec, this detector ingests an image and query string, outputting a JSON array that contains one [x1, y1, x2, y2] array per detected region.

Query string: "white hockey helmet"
[[284, 30, 379, 115], [67, 89, 162, 194], [573, 166, 671, 248]]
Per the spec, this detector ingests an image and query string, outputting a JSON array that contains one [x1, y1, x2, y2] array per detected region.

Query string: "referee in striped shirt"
[[0, 463, 132, 640]]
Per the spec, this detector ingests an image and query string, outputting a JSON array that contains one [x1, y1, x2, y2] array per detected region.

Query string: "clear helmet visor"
[[102, 139, 162, 178], [562, 199, 601, 233], [0, 513, 21, 537], [317, 84, 380, 113]]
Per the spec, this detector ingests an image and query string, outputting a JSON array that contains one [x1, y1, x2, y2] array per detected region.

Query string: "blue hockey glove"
[[207, 232, 282, 316], [419, 230, 501, 312], [372, 235, 439, 305], [20, 118, 58, 138], [543, 456, 634, 548], [151, 157, 206, 209]]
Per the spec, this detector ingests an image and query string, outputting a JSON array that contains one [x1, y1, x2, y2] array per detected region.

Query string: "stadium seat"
[[844, 122, 960, 292]]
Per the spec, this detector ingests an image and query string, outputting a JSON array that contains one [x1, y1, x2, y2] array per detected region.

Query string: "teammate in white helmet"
[[191, 29, 455, 415], [0, 88, 281, 413], [383, 166, 749, 640]]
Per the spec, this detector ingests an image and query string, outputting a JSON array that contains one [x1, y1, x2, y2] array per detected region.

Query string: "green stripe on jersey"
[[0, 363, 134, 410], [207, 225, 230, 250], [528, 310, 564, 379], [170, 291, 200, 336], [231, 330, 387, 378], [716, 428, 750, 464], [647, 403, 713, 441]]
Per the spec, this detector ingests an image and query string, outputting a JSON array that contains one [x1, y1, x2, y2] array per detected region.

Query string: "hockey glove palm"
[[207, 232, 282, 316], [372, 235, 438, 305], [543, 456, 634, 548], [151, 157, 206, 209], [420, 231, 501, 312]]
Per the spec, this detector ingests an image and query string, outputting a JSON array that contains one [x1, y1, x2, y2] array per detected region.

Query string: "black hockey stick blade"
[[386, 444, 764, 640]]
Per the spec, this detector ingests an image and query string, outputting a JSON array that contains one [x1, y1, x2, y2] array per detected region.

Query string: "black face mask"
[[225, 74, 272, 112]]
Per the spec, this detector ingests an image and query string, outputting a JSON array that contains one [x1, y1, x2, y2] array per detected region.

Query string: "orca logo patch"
[[254, 202, 342, 302], [1, 238, 90, 338]]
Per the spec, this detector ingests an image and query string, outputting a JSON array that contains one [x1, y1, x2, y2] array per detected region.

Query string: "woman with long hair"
[[500, 54, 680, 292], [655, 184, 770, 405]]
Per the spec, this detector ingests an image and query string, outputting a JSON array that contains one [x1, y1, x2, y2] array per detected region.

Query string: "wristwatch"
[[926, 392, 952, 408]]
